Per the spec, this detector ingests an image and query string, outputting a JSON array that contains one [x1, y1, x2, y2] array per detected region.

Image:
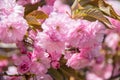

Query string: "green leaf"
[[72, 8, 112, 28], [98, 0, 120, 20]]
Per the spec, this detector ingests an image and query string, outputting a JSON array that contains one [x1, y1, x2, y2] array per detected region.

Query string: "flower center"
[[9, 26, 13, 30]]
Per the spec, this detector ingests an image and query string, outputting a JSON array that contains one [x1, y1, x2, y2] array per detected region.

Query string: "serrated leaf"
[[71, 0, 83, 10], [25, 15, 41, 26], [25, 10, 48, 30], [28, 10, 48, 19], [72, 8, 112, 28], [98, 0, 120, 20]]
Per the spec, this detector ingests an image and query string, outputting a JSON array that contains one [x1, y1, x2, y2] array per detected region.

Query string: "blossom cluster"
[[0, 0, 120, 80]]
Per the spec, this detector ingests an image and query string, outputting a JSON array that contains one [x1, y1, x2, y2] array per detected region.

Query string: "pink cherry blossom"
[[51, 61, 60, 69], [36, 32, 65, 54], [0, 15, 28, 43], [38, 5, 53, 15], [17, 61, 31, 74], [48, 48, 61, 69], [66, 53, 90, 70], [86, 62, 113, 80], [17, 0, 30, 5], [41, 12, 79, 41], [40, 12, 105, 70], [64, 20, 105, 69], [32, 47, 51, 68], [17, 0, 41, 5], [0, 0, 24, 17], [30, 62, 48, 75], [53, 0, 71, 14], [35, 31, 62, 69], [65, 47, 100, 69], [45, 0, 56, 6], [105, 32, 120, 51], [67, 20, 105, 48], [14, 55, 31, 74]]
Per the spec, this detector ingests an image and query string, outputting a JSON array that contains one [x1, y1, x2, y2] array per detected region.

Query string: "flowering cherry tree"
[[0, 0, 120, 80]]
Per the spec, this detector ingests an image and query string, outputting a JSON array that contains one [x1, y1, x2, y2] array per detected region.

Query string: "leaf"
[[72, 8, 112, 28], [25, 15, 41, 26], [28, 10, 48, 19], [79, 0, 98, 7], [71, 0, 84, 10], [25, 10, 48, 30], [98, 0, 120, 20]]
